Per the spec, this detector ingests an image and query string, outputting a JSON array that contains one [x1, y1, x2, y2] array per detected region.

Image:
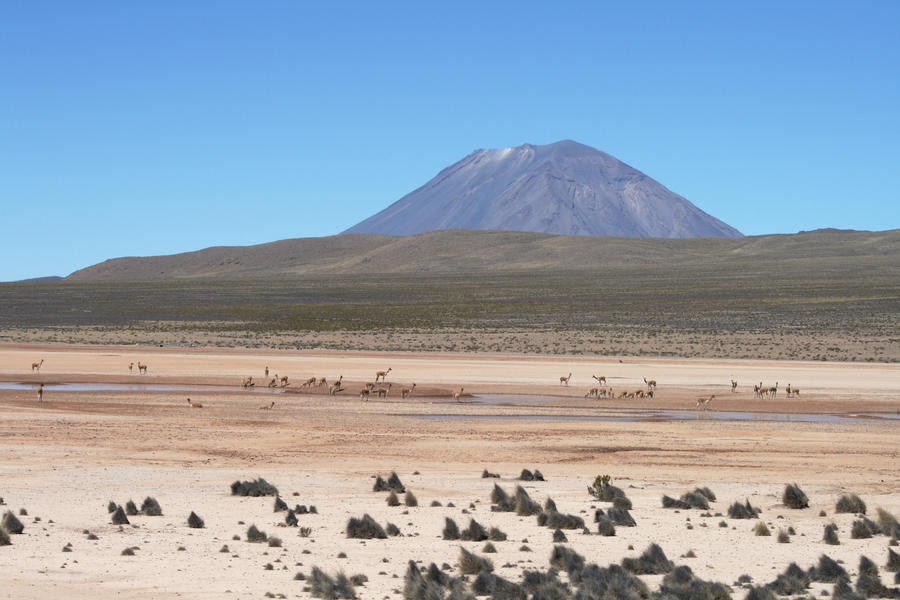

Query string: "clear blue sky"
[[2, 1, 898, 281]]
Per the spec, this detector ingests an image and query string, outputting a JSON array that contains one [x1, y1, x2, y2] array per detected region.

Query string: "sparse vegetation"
[[836, 494, 866, 514], [187, 511, 204, 529], [309, 566, 357, 600], [622, 543, 674, 574], [140, 497, 162, 516], [755, 522, 771, 536], [782, 484, 809, 509], [824, 523, 840, 545], [231, 478, 278, 497], [247, 524, 268, 543], [443, 517, 460, 540], [386, 491, 400, 507], [110, 506, 129, 526], [481, 469, 500, 479], [810, 554, 849, 583], [728, 500, 761, 519], [1, 512, 24, 534], [460, 519, 488, 541], [346, 514, 386, 539], [459, 547, 493, 575], [404, 491, 418, 507]]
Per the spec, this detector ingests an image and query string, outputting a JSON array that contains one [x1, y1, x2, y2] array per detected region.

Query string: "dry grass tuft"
[[187, 511, 204, 529], [346, 514, 386, 539], [835, 494, 866, 514], [231, 478, 278, 497], [782, 484, 809, 509], [459, 547, 493, 575]]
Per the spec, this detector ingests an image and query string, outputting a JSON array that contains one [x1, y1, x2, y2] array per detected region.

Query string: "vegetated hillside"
[[65, 228, 900, 282], [344, 140, 742, 238]]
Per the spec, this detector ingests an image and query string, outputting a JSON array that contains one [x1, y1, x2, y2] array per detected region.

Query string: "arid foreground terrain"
[[1, 343, 898, 599]]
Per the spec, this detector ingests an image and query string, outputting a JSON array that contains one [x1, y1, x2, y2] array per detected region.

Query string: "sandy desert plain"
[[0, 343, 899, 600]]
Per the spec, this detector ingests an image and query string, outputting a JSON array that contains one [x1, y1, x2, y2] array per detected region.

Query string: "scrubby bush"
[[887, 548, 900, 573], [107, 501, 116, 513], [552, 529, 567, 543], [588, 475, 628, 503], [612, 495, 633, 510], [482, 469, 500, 479], [285, 509, 298, 527], [459, 547, 493, 575], [386, 491, 400, 507], [767, 562, 810, 595], [754, 522, 771, 536], [1, 511, 24, 534], [110, 505, 129, 525], [387, 472, 405, 493], [538, 511, 585, 530], [836, 494, 867, 514], [141, 497, 163, 516], [488, 527, 507, 542], [346, 514, 386, 539], [514, 486, 541, 516], [268, 536, 282, 547], [310, 566, 357, 600], [404, 491, 418, 507], [662, 495, 692, 509], [443, 517, 460, 540], [824, 523, 840, 545], [274, 496, 288, 512], [386, 522, 401, 536], [622, 543, 674, 574], [461, 519, 488, 541], [520, 469, 534, 481], [851, 519, 876, 539], [575, 563, 650, 600], [658, 565, 731, 600], [247, 524, 267, 543], [533, 470, 545, 481], [187, 511, 204, 529], [782, 484, 809, 509], [482, 542, 497, 553], [231, 478, 278, 497], [777, 529, 790, 543], [0, 528, 10, 546], [877, 508, 900, 537], [810, 554, 849, 583], [596, 516, 616, 536], [125, 500, 139, 516], [728, 500, 761, 519], [680, 491, 710, 510]]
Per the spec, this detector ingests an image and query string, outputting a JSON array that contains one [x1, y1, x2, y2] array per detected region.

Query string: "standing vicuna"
[[31, 359, 44, 373], [559, 373, 572, 386]]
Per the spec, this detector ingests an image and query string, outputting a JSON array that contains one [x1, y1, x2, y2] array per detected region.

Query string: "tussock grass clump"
[[549, 545, 585, 581], [110, 505, 129, 525], [231, 478, 278, 497], [459, 547, 493, 575], [482, 542, 497, 553], [767, 562, 810, 595], [746, 587, 777, 600], [575, 563, 650, 600], [777, 529, 790, 543], [596, 516, 616, 536], [346, 514, 386, 539], [514, 486, 542, 516], [386, 523, 401, 536], [612, 495, 633, 510], [851, 519, 876, 539], [695, 486, 717, 502], [836, 494, 866, 514], [387, 491, 400, 507], [855, 570, 896, 599], [552, 529, 567, 543], [187, 511, 204, 529], [488, 527, 507, 542], [754, 522, 771, 536], [728, 500, 761, 519], [533, 470, 545, 481], [268, 536, 282, 547], [107, 501, 116, 513], [443, 517, 460, 540], [810, 554, 849, 583], [310, 566, 357, 600], [782, 484, 809, 509], [403, 560, 459, 600], [877, 508, 900, 537], [460, 519, 488, 541], [824, 523, 840, 545], [832, 578, 864, 600], [538, 511, 585, 530], [588, 476, 627, 503], [491, 484, 509, 506], [860, 556, 879, 577], [247, 524, 268, 543], [607, 507, 636, 527], [387, 472, 405, 493], [887, 548, 900, 573], [404, 491, 418, 507], [430, 500, 442, 507], [274, 496, 288, 512], [285, 509, 298, 527], [482, 469, 500, 479], [373, 476, 388, 491], [121, 547, 135, 556], [125, 500, 139, 516], [622, 543, 674, 575], [520, 469, 534, 481], [299, 526, 312, 537], [141, 497, 162, 516], [544, 498, 557, 513], [0, 528, 9, 546], [474, 572, 524, 600], [1, 511, 24, 534], [662, 495, 693, 510], [658, 565, 732, 600], [680, 491, 711, 510]]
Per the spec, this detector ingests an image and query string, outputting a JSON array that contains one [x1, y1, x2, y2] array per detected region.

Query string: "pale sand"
[[0, 343, 898, 599]]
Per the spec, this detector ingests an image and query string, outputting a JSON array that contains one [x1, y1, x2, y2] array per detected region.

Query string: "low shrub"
[[782, 484, 809, 509], [755, 522, 771, 536], [459, 547, 493, 575], [387, 491, 400, 507], [187, 511, 204, 529], [622, 543, 674, 575], [443, 517, 460, 540], [125, 500, 139, 516], [810, 554, 849, 583], [141, 497, 163, 516], [836, 494, 866, 514], [824, 523, 840, 545], [728, 500, 761, 519], [346, 514, 386, 539], [231, 478, 278, 497], [460, 519, 488, 541], [274, 497, 288, 512], [1, 511, 24, 534], [110, 506, 129, 526], [404, 491, 418, 507], [247, 524, 267, 543], [552, 529, 567, 543], [482, 469, 500, 479], [520, 469, 534, 481], [488, 527, 507, 541]]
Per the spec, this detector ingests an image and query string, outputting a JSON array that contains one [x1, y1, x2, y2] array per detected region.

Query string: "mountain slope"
[[63, 228, 899, 281], [344, 140, 741, 238]]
